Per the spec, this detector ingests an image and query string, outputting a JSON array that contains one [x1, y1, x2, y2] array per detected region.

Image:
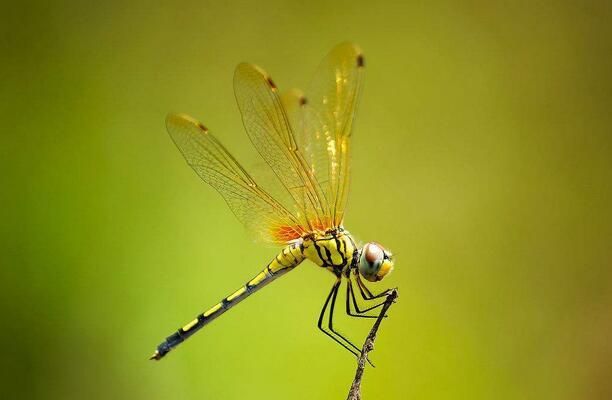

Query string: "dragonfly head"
[[358, 242, 394, 282]]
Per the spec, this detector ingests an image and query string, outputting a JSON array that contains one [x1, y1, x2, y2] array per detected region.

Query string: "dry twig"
[[346, 288, 399, 400]]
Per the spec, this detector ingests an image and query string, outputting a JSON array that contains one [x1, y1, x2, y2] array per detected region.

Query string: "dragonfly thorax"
[[301, 230, 394, 281], [302, 229, 357, 274]]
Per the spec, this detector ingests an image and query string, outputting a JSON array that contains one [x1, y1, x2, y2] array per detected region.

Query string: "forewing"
[[279, 88, 306, 142], [281, 88, 333, 218], [234, 64, 330, 232], [166, 113, 303, 244], [301, 42, 365, 226]]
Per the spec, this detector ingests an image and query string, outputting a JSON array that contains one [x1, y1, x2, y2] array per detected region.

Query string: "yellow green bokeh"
[[2, 1, 611, 399]]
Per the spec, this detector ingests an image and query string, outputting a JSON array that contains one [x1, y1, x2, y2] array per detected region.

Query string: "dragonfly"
[[151, 43, 395, 361]]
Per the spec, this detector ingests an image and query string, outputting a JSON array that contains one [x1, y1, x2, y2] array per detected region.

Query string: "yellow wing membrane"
[[297, 43, 365, 227], [166, 113, 302, 244], [167, 43, 364, 244], [234, 63, 330, 232]]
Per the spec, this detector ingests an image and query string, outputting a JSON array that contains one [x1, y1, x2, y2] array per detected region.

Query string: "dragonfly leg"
[[345, 277, 380, 318], [328, 279, 362, 353], [354, 270, 394, 300], [352, 272, 393, 319], [318, 279, 360, 359]]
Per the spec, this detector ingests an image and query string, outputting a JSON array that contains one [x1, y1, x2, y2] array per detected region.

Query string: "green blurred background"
[[2, 1, 611, 399]]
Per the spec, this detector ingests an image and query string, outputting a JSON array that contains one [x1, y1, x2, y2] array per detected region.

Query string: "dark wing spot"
[[356, 54, 365, 68], [196, 122, 208, 132], [299, 96, 308, 106], [266, 76, 277, 90]]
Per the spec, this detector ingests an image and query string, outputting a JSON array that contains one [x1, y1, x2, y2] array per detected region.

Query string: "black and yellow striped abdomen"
[[151, 242, 305, 360]]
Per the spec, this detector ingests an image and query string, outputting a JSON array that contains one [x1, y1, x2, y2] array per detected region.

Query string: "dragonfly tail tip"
[[149, 350, 161, 361]]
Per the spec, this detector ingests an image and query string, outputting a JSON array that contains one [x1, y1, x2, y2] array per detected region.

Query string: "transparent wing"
[[279, 88, 307, 141], [234, 63, 331, 233], [166, 113, 304, 245], [280, 88, 332, 217], [299, 42, 365, 226]]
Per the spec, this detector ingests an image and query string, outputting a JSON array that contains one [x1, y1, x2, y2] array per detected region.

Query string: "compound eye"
[[359, 243, 384, 282], [365, 243, 384, 265]]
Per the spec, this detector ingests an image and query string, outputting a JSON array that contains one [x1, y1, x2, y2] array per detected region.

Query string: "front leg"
[[345, 276, 385, 318], [354, 269, 394, 300]]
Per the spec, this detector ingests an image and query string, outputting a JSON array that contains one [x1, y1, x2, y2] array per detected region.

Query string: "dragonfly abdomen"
[[150, 242, 305, 360]]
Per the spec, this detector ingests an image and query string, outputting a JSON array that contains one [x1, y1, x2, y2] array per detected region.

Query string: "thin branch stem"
[[346, 288, 398, 400]]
